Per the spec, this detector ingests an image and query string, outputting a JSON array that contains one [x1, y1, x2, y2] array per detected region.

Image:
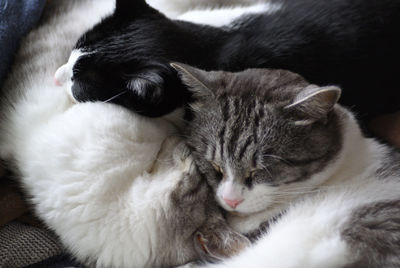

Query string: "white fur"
[[54, 49, 85, 86], [147, 0, 260, 19], [216, 165, 245, 209], [201, 179, 400, 268], [54, 49, 86, 101], [177, 3, 282, 27], [0, 0, 115, 160], [20, 102, 195, 267], [0, 1, 197, 267]]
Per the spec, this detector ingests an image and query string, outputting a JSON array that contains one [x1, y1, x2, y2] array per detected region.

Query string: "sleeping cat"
[[0, 1, 250, 267], [56, 0, 400, 124], [2, 0, 399, 266], [171, 63, 400, 267]]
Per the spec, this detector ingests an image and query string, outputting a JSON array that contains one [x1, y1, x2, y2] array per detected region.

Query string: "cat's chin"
[[228, 211, 246, 217], [226, 203, 275, 217], [227, 209, 261, 217], [226, 206, 284, 234]]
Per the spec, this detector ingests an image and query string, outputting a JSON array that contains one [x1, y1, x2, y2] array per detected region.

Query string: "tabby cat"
[[172, 63, 400, 267]]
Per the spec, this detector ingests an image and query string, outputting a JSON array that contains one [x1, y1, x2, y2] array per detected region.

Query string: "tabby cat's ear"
[[284, 85, 341, 125], [170, 62, 215, 100]]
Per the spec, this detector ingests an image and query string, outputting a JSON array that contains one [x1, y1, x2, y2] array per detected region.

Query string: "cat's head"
[[54, 0, 188, 117], [172, 63, 344, 216]]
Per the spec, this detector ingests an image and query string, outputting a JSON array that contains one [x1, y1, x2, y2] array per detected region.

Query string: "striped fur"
[[174, 64, 400, 267], [173, 64, 342, 232]]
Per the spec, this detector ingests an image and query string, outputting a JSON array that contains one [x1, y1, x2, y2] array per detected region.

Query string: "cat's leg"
[[191, 197, 400, 268], [341, 200, 400, 267], [191, 197, 357, 268], [206, 215, 351, 268], [177, 2, 282, 27]]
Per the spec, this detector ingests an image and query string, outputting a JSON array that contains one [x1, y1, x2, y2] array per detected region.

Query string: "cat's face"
[[173, 63, 343, 216], [54, 0, 188, 117]]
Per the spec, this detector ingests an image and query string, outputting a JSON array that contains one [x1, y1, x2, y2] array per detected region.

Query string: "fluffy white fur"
[[0, 0, 114, 160], [177, 3, 282, 27], [20, 101, 198, 268]]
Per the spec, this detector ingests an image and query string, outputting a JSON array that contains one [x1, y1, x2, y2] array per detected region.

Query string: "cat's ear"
[[170, 62, 215, 100], [123, 63, 187, 113], [125, 71, 165, 101], [115, 0, 148, 15], [284, 85, 341, 125]]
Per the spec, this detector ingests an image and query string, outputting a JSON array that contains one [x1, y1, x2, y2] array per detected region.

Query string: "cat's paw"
[[174, 263, 199, 268], [194, 227, 250, 263], [174, 141, 192, 161], [173, 141, 193, 170]]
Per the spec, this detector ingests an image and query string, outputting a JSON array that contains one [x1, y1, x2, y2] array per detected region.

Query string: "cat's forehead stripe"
[[54, 49, 86, 87], [221, 98, 230, 122], [238, 137, 253, 160], [218, 125, 226, 159], [67, 49, 86, 69]]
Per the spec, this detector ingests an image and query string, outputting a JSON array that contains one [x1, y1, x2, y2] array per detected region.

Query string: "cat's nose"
[[54, 77, 62, 86], [223, 198, 243, 209], [54, 64, 68, 86]]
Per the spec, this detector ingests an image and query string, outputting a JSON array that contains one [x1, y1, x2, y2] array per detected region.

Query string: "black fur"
[[72, 0, 400, 121]]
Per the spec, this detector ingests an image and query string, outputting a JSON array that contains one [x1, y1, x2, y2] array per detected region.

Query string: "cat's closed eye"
[[244, 170, 257, 188], [212, 162, 223, 175]]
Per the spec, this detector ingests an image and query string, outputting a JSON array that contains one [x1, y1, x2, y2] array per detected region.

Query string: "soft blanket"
[[0, 0, 45, 87]]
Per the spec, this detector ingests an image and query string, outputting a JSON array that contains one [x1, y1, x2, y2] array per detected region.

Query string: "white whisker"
[[102, 90, 128, 103], [263, 154, 292, 166]]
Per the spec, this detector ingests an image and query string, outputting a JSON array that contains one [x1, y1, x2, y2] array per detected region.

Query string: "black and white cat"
[[172, 62, 400, 267], [56, 0, 400, 123], [0, 1, 250, 267]]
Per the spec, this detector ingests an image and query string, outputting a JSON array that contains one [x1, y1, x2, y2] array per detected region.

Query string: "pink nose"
[[54, 77, 62, 86], [223, 198, 243, 209]]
